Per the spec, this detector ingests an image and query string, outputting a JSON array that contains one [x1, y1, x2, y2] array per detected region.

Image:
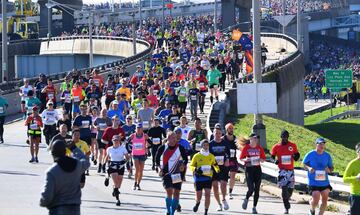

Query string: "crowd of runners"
[[0, 13, 355, 215]]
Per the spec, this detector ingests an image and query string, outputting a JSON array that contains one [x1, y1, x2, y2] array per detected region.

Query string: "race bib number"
[[48, 93, 54, 100], [195, 143, 202, 151], [315, 170, 326, 181], [230, 149, 236, 158], [191, 95, 197, 101], [93, 79, 100, 86], [0, 107, 4, 114], [152, 138, 161, 145], [65, 94, 71, 103], [27, 106, 33, 113], [201, 165, 211, 175], [142, 121, 150, 129], [171, 173, 182, 184], [107, 90, 113, 95], [199, 83, 205, 88], [250, 156, 260, 166], [99, 123, 107, 131], [73, 96, 80, 102], [81, 120, 90, 128], [262, 52, 266, 57], [179, 90, 186, 96], [213, 85, 218, 88], [136, 103, 142, 109], [30, 123, 38, 130], [281, 155, 292, 165], [153, 90, 158, 95], [133, 142, 144, 150], [215, 156, 224, 165]]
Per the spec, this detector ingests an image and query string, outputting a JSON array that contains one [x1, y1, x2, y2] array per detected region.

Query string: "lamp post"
[[162, 0, 165, 30], [2, 0, 8, 82], [297, 0, 302, 52], [139, 0, 142, 29], [214, 0, 217, 32], [47, 6, 52, 38], [252, 0, 267, 149], [130, 13, 137, 55]]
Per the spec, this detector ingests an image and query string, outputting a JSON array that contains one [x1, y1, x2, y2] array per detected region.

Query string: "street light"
[[139, 0, 142, 29], [297, 0, 302, 52], [252, 0, 267, 149], [130, 13, 137, 55], [46, 0, 94, 68], [2, 0, 8, 83]]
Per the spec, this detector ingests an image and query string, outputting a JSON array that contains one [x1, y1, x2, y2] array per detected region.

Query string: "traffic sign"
[[325, 70, 353, 89]]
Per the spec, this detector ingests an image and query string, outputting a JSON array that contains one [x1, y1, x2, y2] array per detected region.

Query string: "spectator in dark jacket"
[[40, 140, 90, 215]]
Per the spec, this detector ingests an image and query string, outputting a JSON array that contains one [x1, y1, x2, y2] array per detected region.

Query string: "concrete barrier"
[[40, 36, 149, 58]]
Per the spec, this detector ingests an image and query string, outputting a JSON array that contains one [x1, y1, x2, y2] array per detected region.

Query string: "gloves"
[[195, 168, 203, 176]]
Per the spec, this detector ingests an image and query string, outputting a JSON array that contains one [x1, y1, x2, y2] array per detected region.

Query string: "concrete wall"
[[0, 40, 42, 81], [264, 54, 305, 125], [39, 38, 149, 58]]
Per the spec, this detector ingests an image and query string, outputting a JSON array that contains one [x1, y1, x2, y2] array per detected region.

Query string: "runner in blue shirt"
[[303, 138, 334, 215], [0, 95, 8, 143]]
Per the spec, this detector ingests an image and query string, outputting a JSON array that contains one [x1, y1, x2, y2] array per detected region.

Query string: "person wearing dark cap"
[[147, 117, 166, 172], [25, 106, 43, 163], [40, 139, 90, 214], [303, 138, 333, 215], [240, 133, 266, 214], [190, 139, 220, 215], [35, 74, 47, 112], [72, 102, 92, 147], [271, 130, 300, 214]]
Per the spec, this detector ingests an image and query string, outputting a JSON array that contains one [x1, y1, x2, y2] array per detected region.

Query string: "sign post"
[[325, 69, 353, 116]]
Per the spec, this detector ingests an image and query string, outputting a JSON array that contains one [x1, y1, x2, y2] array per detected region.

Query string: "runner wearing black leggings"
[[239, 133, 266, 214]]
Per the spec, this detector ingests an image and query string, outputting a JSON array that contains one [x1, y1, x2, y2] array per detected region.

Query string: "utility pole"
[[89, 12, 94, 68], [282, 0, 286, 34], [214, 0, 217, 32], [297, 0, 302, 52], [162, 0, 165, 30], [2, 0, 8, 82], [252, 0, 267, 149], [139, 0, 142, 29], [47, 6, 52, 38], [131, 13, 137, 55]]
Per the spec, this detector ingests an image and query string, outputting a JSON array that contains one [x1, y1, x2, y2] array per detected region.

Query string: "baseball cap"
[[112, 100, 119, 105], [174, 127, 182, 133], [32, 106, 39, 111], [214, 123, 221, 129], [315, 138, 326, 144], [47, 101, 54, 106], [249, 132, 259, 138], [200, 139, 209, 147], [112, 135, 121, 141], [136, 123, 143, 128]]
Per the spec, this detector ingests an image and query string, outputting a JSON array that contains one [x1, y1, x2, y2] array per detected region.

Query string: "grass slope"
[[231, 114, 356, 175], [305, 104, 356, 125]]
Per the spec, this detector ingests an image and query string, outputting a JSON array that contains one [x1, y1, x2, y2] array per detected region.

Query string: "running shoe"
[[252, 207, 258, 214], [193, 202, 200, 212], [284, 209, 289, 214], [104, 177, 109, 187], [152, 165, 155, 171], [116, 200, 121, 206], [133, 183, 137, 190], [216, 204, 223, 211], [137, 184, 141, 190], [242, 198, 248, 210], [176, 204, 181, 212], [91, 155, 94, 162], [29, 157, 35, 163], [97, 164, 102, 173], [93, 159, 97, 166], [35, 157, 39, 163], [229, 193, 234, 200], [222, 200, 229, 210], [308, 209, 315, 215]]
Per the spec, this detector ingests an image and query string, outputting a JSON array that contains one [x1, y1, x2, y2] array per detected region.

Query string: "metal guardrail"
[[0, 35, 152, 93]]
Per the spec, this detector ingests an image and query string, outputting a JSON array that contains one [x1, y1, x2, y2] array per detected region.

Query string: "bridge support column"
[[221, 0, 235, 28], [62, 12, 75, 35], [238, 6, 251, 31], [39, 2, 49, 38]]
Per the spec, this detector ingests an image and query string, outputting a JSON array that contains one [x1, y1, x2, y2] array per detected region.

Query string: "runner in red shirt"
[[41, 79, 57, 108], [271, 130, 300, 214], [239, 133, 266, 214]]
